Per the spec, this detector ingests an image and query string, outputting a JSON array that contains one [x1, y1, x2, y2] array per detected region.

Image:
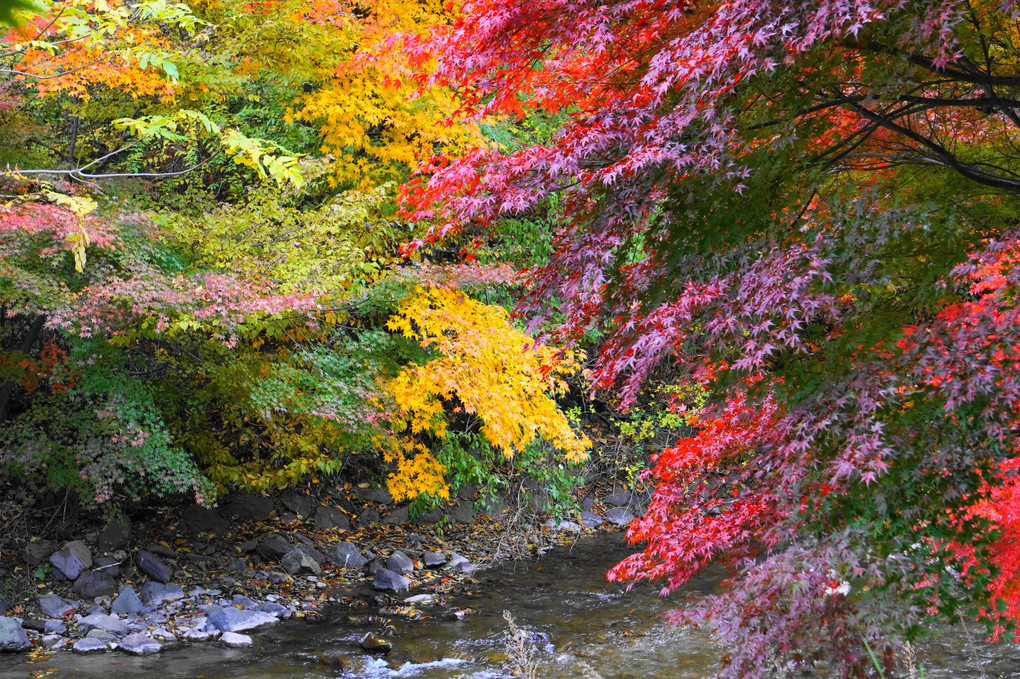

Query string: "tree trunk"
[[0, 315, 46, 422]]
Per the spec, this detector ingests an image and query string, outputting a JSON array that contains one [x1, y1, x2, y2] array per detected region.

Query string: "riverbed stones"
[[448, 501, 474, 524], [73, 637, 108, 654], [0, 617, 30, 652], [140, 582, 184, 607], [313, 506, 350, 530], [50, 541, 92, 581], [579, 511, 604, 528], [359, 632, 392, 653], [605, 507, 636, 527], [206, 608, 278, 633], [111, 586, 143, 616], [73, 571, 117, 599], [96, 516, 132, 553], [79, 613, 128, 636], [24, 540, 56, 567], [137, 551, 173, 583], [280, 491, 314, 520], [182, 506, 230, 536], [220, 631, 252, 647], [373, 567, 410, 592], [358, 507, 381, 525], [354, 486, 393, 504], [118, 633, 162, 655], [382, 506, 409, 525], [328, 542, 367, 569], [386, 550, 414, 574], [38, 593, 76, 618], [603, 492, 637, 506], [281, 549, 321, 575]]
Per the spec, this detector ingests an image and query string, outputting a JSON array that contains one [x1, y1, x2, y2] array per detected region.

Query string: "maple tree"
[[403, 0, 1020, 675]]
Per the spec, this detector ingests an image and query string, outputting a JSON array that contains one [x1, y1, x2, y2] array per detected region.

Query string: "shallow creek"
[[3, 533, 1020, 679]]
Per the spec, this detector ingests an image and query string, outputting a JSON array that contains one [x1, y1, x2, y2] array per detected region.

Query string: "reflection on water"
[[2, 533, 1018, 679]]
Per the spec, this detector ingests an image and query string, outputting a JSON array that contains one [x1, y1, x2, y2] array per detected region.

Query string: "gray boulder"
[[181, 506, 230, 536], [313, 506, 350, 530], [94, 556, 121, 577], [373, 567, 410, 592], [423, 551, 447, 567], [50, 541, 92, 580], [38, 594, 75, 618], [328, 542, 367, 569], [293, 543, 325, 564], [605, 507, 636, 527], [451, 560, 477, 575], [137, 551, 173, 583], [73, 571, 117, 599], [580, 511, 604, 528], [257, 602, 288, 618], [0, 617, 30, 652], [358, 508, 381, 525], [386, 551, 414, 574], [603, 492, 637, 506], [280, 491, 314, 519], [118, 633, 161, 655], [79, 613, 128, 636], [111, 586, 143, 616], [256, 534, 293, 560], [140, 582, 184, 607], [24, 540, 56, 567], [220, 631, 252, 647], [448, 501, 474, 524], [96, 516, 132, 553], [206, 608, 277, 633], [382, 506, 409, 525], [280, 549, 321, 576], [354, 486, 393, 504]]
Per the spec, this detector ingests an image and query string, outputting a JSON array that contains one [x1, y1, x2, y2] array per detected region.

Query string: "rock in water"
[[118, 633, 162, 655], [137, 551, 173, 583], [373, 567, 410, 592], [79, 613, 128, 636], [280, 549, 321, 575], [38, 594, 76, 618], [206, 608, 278, 633], [0, 618, 30, 652], [220, 632, 252, 647], [111, 586, 143, 616], [73, 638, 108, 654], [50, 541, 92, 580], [386, 550, 414, 574], [328, 542, 367, 569], [359, 633, 392, 653]]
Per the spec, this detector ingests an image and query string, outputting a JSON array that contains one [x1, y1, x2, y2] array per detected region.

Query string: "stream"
[[3, 533, 1020, 679]]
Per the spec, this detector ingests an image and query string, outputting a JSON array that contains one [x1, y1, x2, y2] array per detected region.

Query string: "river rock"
[[605, 507, 636, 527], [359, 632, 392, 653], [73, 571, 117, 598], [423, 551, 447, 567], [328, 542, 367, 569], [414, 508, 444, 525], [0, 617, 30, 652], [281, 549, 321, 575], [280, 491, 314, 519], [79, 613, 128, 636], [231, 594, 257, 610], [603, 491, 637, 506], [73, 638, 108, 654], [206, 608, 278, 633], [182, 505, 230, 536], [294, 543, 325, 563], [358, 507, 381, 525], [220, 631, 252, 647], [313, 506, 350, 530], [447, 553, 476, 575], [96, 516, 132, 553], [118, 633, 162, 655], [373, 567, 410, 592], [111, 586, 143, 616], [387, 550, 414, 574], [257, 534, 293, 560], [226, 493, 274, 521], [145, 543, 176, 560], [44, 620, 66, 634], [24, 540, 56, 567], [95, 556, 121, 577], [137, 551, 173, 583], [257, 602, 288, 617], [50, 541, 92, 581], [580, 511, 604, 528], [86, 629, 118, 642], [140, 582, 184, 607], [38, 593, 75, 618], [544, 518, 581, 532]]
